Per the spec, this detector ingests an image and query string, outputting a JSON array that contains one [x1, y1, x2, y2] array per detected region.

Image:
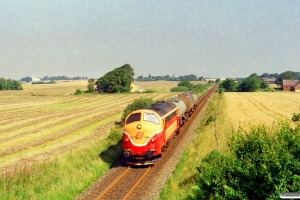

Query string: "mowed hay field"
[[135, 80, 208, 92], [223, 92, 300, 131], [0, 80, 186, 173]]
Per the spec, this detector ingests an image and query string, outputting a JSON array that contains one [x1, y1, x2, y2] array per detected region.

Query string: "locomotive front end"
[[122, 110, 163, 165]]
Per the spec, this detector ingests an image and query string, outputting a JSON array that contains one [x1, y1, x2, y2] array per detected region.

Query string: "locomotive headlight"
[[123, 151, 130, 158], [137, 124, 142, 129], [146, 151, 153, 158]]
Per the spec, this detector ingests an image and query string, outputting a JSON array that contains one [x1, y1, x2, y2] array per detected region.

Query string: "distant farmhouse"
[[31, 76, 41, 82], [260, 78, 276, 84], [204, 78, 217, 82], [282, 79, 300, 92]]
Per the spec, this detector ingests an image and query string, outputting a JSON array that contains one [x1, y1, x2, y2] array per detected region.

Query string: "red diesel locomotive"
[[122, 92, 198, 165]]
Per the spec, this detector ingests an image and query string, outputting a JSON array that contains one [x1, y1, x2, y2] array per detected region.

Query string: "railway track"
[[76, 84, 218, 200], [95, 166, 152, 200]]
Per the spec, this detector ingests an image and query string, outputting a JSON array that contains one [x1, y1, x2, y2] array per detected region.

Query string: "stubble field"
[[160, 88, 300, 199], [0, 80, 186, 173], [223, 92, 300, 131], [1, 81, 299, 174]]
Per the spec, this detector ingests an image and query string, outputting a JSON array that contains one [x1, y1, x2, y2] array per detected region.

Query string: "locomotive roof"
[[142, 101, 176, 117]]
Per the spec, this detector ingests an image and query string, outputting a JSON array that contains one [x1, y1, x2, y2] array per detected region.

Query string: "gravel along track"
[[75, 85, 217, 200]]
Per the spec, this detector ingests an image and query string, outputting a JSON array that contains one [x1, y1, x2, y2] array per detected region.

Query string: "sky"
[[1, 0, 299, 80]]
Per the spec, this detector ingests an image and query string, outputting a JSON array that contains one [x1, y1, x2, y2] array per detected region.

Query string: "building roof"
[[282, 79, 299, 86], [130, 82, 144, 92], [294, 80, 300, 87]]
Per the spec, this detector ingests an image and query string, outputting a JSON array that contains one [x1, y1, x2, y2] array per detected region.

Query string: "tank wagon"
[[122, 91, 198, 165]]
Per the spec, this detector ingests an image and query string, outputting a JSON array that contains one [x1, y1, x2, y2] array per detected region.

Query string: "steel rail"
[[96, 166, 131, 200], [123, 166, 152, 200]]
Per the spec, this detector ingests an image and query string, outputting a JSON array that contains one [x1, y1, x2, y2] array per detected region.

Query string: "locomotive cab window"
[[143, 112, 159, 125], [126, 113, 141, 124]]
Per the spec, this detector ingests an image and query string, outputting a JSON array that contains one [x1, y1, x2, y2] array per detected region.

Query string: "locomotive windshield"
[[126, 113, 141, 124], [143, 112, 159, 125]]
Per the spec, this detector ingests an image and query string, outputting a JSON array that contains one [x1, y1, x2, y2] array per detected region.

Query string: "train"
[[122, 91, 199, 165]]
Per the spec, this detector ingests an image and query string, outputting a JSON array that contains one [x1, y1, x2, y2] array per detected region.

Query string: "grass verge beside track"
[[160, 91, 229, 199]]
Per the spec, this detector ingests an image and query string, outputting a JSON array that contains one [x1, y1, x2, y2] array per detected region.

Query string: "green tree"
[[86, 78, 95, 93], [260, 80, 269, 89], [249, 73, 259, 78], [190, 122, 300, 200], [219, 78, 237, 92], [119, 64, 135, 82], [0, 77, 22, 90], [238, 77, 260, 92], [0, 78, 7, 90], [20, 76, 32, 83], [96, 64, 134, 93], [178, 80, 194, 90], [260, 73, 269, 78], [164, 75, 171, 80], [275, 71, 297, 86]]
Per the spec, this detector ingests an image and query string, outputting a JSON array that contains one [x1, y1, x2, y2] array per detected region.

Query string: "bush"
[[190, 122, 300, 199], [219, 78, 237, 92], [205, 115, 216, 125], [143, 89, 156, 93], [218, 88, 225, 94], [292, 108, 300, 122], [107, 126, 123, 143], [178, 80, 194, 90], [31, 81, 56, 84], [74, 89, 83, 95], [260, 80, 269, 89], [191, 83, 207, 94], [0, 77, 23, 90], [238, 77, 261, 92], [170, 86, 189, 92], [262, 88, 276, 92], [120, 98, 155, 125]]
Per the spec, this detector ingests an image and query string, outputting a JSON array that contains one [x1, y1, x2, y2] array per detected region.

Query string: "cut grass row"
[[0, 90, 177, 172], [0, 113, 120, 169], [0, 127, 123, 200]]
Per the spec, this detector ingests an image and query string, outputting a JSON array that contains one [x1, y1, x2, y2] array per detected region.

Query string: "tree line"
[[85, 64, 211, 94], [219, 76, 269, 92], [0, 77, 23, 90], [170, 80, 212, 94], [219, 71, 300, 92], [20, 76, 88, 83], [135, 74, 204, 81]]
